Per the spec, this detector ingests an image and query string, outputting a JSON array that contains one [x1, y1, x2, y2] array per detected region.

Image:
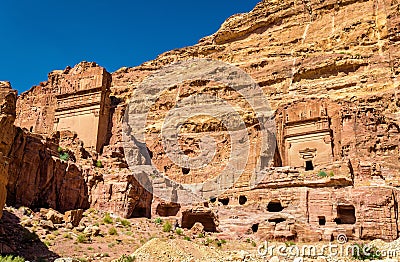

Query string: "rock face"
[[88, 168, 153, 218], [6, 129, 90, 212], [0, 82, 17, 219], [14, 62, 111, 153], [8, 0, 400, 241]]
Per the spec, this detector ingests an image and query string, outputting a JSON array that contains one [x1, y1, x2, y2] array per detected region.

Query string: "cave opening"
[[319, 216, 326, 225], [218, 197, 229, 206], [305, 160, 314, 171], [251, 223, 259, 233], [335, 205, 356, 224], [130, 206, 150, 218], [181, 211, 217, 232], [239, 195, 247, 205], [267, 201, 284, 212], [182, 168, 190, 175], [268, 217, 286, 223]]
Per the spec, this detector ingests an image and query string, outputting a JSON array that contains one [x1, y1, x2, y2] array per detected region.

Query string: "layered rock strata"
[[7, 0, 400, 241]]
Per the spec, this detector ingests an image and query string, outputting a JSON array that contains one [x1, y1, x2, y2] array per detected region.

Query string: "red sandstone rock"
[[63, 209, 83, 227], [4, 0, 400, 243], [0, 82, 17, 219], [6, 129, 90, 212]]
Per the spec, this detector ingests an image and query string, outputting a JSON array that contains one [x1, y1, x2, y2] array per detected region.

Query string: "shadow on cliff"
[[0, 210, 59, 261]]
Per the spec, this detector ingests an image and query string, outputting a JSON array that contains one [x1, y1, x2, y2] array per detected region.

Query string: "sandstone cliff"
[[0, 82, 17, 219], [108, 0, 400, 186], [6, 130, 90, 212], [7, 0, 400, 241]]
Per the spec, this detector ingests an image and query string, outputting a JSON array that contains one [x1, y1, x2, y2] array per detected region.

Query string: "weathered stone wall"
[[6, 0, 400, 241], [0, 82, 17, 219], [15, 62, 111, 153], [107, 0, 400, 191], [6, 129, 90, 212], [5, 128, 152, 218]]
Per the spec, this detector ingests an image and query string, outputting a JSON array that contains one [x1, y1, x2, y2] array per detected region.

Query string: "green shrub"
[[95, 160, 103, 168], [329, 171, 335, 177], [175, 228, 183, 235], [57, 146, 63, 153], [183, 236, 191, 241], [163, 221, 172, 232], [203, 238, 213, 246], [251, 241, 257, 247], [103, 213, 113, 224], [154, 217, 163, 225], [0, 256, 26, 262], [317, 170, 328, 177], [76, 233, 88, 243], [59, 152, 70, 161], [120, 219, 130, 227], [198, 233, 205, 238], [63, 233, 72, 239], [108, 227, 118, 235], [216, 239, 226, 247], [352, 243, 382, 260]]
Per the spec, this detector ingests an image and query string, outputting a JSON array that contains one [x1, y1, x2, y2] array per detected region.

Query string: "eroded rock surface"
[[6, 0, 400, 242], [0, 82, 17, 219], [6, 129, 90, 212]]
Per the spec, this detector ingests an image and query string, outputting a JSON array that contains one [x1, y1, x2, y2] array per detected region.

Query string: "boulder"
[[45, 209, 64, 224], [63, 209, 83, 227], [190, 222, 205, 236]]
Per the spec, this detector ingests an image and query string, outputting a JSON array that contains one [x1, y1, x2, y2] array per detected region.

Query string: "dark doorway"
[[218, 197, 229, 206], [268, 217, 286, 223], [239, 195, 247, 205], [305, 160, 314, 171], [318, 216, 326, 225], [182, 168, 190, 175], [131, 206, 149, 218], [251, 223, 259, 233], [267, 201, 284, 212], [181, 211, 217, 232], [335, 205, 356, 224]]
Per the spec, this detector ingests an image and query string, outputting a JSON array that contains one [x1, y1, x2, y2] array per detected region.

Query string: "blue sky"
[[0, 0, 260, 93]]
